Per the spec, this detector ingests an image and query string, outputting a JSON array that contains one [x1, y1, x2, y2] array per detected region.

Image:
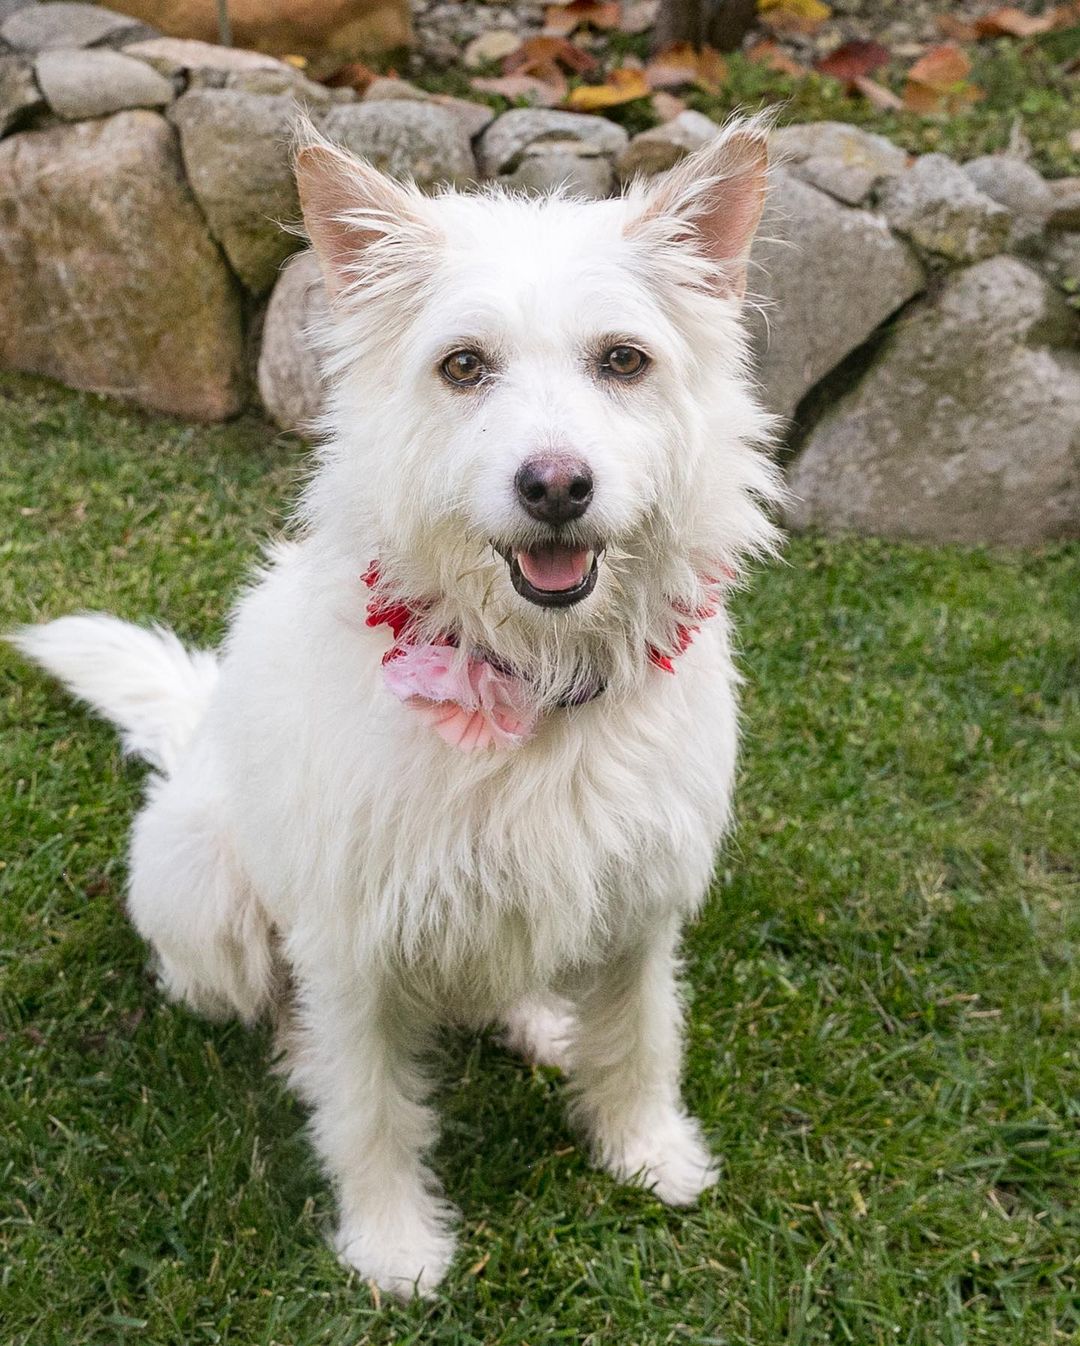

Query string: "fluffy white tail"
[[10, 614, 218, 775]]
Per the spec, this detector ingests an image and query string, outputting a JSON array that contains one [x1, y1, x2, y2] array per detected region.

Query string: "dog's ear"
[[294, 135, 433, 298], [629, 119, 769, 301]]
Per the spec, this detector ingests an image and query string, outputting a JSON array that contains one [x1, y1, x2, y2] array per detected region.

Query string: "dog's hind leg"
[[127, 745, 276, 1024]]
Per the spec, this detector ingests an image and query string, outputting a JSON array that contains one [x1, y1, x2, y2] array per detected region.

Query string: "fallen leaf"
[[644, 41, 697, 89], [504, 34, 598, 77], [645, 42, 728, 93], [281, 53, 308, 69], [853, 74, 904, 110], [814, 38, 890, 88], [471, 73, 565, 106], [319, 60, 378, 92], [759, 0, 831, 36], [543, 0, 620, 37], [746, 37, 808, 76], [566, 65, 651, 110], [974, 6, 1059, 37], [903, 44, 983, 114]]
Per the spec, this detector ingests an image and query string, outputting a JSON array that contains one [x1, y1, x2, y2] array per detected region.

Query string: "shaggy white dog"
[[13, 117, 783, 1299]]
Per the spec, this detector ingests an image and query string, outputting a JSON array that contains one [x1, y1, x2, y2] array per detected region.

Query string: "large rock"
[[748, 170, 925, 422], [320, 101, 476, 191], [0, 3, 152, 50], [476, 107, 627, 178], [35, 48, 174, 119], [124, 36, 287, 79], [616, 110, 718, 181], [0, 54, 42, 135], [257, 250, 329, 432], [787, 257, 1080, 545], [502, 139, 615, 198], [0, 111, 244, 420], [880, 153, 1012, 263], [169, 88, 300, 296], [770, 120, 908, 206]]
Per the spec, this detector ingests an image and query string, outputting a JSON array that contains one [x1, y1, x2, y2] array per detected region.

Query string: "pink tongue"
[[516, 544, 590, 592]]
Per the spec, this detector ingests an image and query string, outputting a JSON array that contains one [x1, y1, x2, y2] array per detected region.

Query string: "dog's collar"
[[362, 561, 720, 752]]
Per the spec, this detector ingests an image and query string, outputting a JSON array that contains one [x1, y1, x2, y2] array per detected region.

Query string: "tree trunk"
[[653, 0, 759, 52]]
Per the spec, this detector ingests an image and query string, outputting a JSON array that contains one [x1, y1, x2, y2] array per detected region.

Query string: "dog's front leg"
[[566, 920, 718, 1206], [288, 965, 456, 1299]]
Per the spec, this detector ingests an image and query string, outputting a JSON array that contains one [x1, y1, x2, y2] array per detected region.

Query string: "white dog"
[[13, 116, 783, 1299]]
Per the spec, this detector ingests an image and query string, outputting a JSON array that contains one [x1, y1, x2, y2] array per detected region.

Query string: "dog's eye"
[[601, 345, 649, 380], [441, 350, 486, 388]]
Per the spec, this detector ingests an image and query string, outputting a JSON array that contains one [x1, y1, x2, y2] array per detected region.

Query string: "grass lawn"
[[1, 372, 1078, 1345]]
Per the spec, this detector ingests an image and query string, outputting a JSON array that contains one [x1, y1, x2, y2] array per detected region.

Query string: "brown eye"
[[441, 349, 486, 387], [602, 345, 649, 380]]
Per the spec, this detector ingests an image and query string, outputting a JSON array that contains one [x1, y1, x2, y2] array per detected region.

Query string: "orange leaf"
[[644, 42, 728, 93], [906, 41, 971, 89], [746, 37, 808, 76], [974, 6, 1059, 37], [504, 35, 598, 77], [566, 66, 651, 110], [543, 0, 620, 36], [903, 44, 983, 114]]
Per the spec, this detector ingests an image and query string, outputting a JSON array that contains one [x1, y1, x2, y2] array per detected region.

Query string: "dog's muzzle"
[[496, 542, 601, 608]]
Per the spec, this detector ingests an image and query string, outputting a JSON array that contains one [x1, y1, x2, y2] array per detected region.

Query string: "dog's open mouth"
[[499, 542, 600, 608]]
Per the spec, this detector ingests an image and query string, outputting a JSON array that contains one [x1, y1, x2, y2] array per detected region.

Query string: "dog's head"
[[296, 117, 783, 700]]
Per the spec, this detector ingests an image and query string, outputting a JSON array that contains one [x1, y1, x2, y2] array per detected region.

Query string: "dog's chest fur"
[[214, 545, 739, 1013]]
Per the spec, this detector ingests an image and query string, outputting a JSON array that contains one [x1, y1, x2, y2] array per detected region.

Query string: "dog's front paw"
[[596, 1109, 719, 1207], [334, 1205, 457, 1300]]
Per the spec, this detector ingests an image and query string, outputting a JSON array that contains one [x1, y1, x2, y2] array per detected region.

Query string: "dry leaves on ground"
[[902, 43, 984, 114]]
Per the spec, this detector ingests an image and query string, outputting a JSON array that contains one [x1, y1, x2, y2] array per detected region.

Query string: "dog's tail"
[[10, 614, 218, 775]]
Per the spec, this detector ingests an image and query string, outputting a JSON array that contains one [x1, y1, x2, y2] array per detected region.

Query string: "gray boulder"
[[787, 256, 1080, 545], [35, 48, 174, 120], [771, 120, 908, 206], [1, 3, 151, 51], [476, 107, 627, 178], [0, 54, 41, 135], [748, 170, 925, 422], [502, 139, 615, 198], [880, 153, 1011, 263], [616, 110, 718, 181], [320, 101, 476, 191], [257, 250, 329, 433], [1047, 178, 1080, 231], [963, 154, 1053, 248], [0, 110, 244, 420], [122, 37, 287, 81], [169, 89, 301, 296]]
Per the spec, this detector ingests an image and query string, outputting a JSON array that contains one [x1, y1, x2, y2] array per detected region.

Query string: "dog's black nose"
[[515, 455, 593, 525]]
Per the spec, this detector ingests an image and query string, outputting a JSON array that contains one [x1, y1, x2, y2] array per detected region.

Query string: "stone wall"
[[1, 4, 1078, 544]]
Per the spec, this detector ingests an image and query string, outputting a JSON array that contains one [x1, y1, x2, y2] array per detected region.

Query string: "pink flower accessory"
[[361, 560, 735, 751], [381, 642, 538, 750]]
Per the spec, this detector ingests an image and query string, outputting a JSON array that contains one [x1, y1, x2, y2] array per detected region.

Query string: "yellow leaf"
[[566, 67, 651, 110], [758, 0, 831, 20]]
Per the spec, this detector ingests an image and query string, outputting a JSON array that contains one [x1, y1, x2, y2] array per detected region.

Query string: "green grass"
[[1, 372, 1078, 1345]]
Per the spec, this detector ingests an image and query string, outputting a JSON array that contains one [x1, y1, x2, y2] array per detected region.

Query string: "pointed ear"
[[294, 135, 433, 298], [629, 119, 769, 301]]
